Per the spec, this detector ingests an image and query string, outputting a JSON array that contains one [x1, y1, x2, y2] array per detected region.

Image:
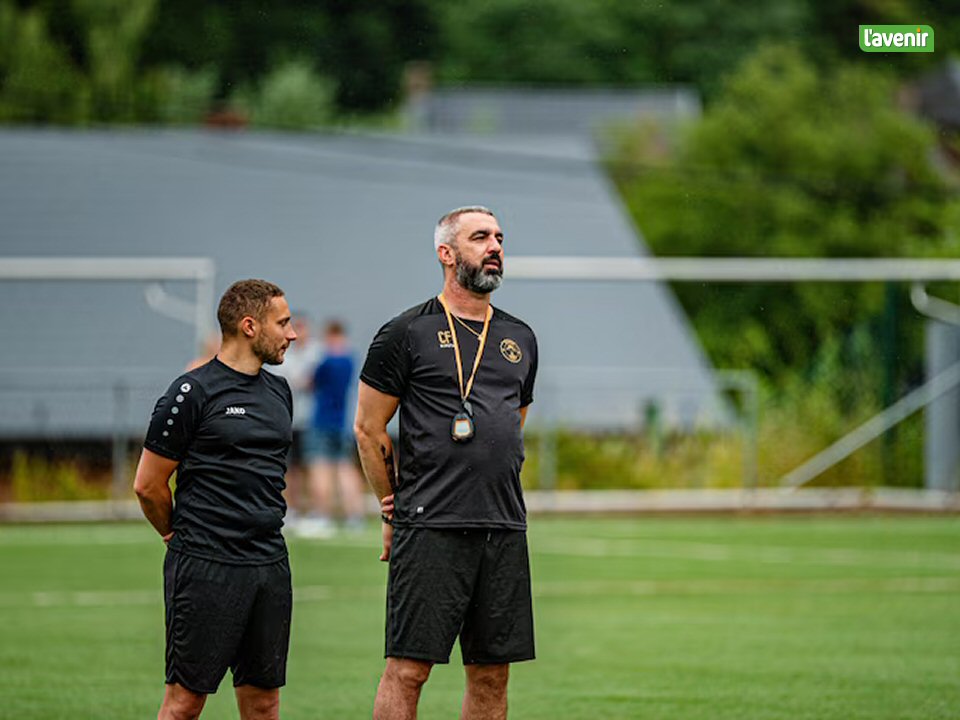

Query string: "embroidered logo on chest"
[[500, 339, 522, 363], [225, 406, 247, 416]]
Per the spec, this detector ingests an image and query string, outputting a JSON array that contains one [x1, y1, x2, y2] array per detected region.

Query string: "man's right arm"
[[354, 380, 400, 501], [354, 380, 401, 561], [133, 448, 179, 542], [137, 372, 205, 542]]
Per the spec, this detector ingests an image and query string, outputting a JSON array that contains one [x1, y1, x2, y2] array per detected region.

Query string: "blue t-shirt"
[[312, 352, 354, 432]]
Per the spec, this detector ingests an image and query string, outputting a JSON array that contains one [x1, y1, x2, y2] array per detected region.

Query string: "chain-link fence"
[[0, 369, 170, 502], [522, 367, 758, 491]]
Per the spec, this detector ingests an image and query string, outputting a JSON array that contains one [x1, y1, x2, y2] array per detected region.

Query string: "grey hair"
[[433, 206, 496, 250]]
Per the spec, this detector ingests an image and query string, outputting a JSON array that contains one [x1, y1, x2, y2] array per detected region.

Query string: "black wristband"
[[381, 513, 393, 525]]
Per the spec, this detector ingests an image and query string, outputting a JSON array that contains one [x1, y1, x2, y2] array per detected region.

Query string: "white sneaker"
[[343, 517, 366, 534], [296, 516, 336, 539]]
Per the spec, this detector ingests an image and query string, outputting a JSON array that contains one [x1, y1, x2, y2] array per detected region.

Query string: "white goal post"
[[0, 257, 217, 348], [0, 257, 217, 505], [508, 256, 960, 282], [508, 256, 960, 490]]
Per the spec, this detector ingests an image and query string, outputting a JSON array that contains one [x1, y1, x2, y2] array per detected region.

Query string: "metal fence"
[[0, 365, 758, 501], [0, 369, 170, 501], [525, 367, 759, 491]]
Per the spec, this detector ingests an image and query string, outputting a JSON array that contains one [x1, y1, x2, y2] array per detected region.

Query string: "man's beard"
[[455, 250, 503, 294], [253, 336, 285, 365]]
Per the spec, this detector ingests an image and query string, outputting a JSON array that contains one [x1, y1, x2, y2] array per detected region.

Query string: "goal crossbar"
[[508, 256, 960, 282], [0, 257, 214, 281], [508, 255, 960, 490], [0, 256, 217, 348]]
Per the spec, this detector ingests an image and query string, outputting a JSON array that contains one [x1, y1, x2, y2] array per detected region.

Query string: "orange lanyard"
[[438, 293, 492, 403]]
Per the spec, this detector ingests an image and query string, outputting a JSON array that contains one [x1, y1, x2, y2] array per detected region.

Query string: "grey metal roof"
[[408, 86, 701, 136], [0, 127, 719, 437]]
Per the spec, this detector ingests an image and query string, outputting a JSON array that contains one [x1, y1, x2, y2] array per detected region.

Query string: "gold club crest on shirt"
[[500, 338, 522, 363]]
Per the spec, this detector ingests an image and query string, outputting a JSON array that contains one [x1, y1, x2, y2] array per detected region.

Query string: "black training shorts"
[[385, 527, 535, 665], [163, 550, 292, 694]]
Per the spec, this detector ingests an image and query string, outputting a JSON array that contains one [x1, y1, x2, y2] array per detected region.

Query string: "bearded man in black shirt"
[[134, 278, 298, 720], [355, 206, 538, 720]]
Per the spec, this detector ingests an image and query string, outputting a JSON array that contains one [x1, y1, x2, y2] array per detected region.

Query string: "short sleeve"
[[360, 316, 411, 397], [143, 375, 205, 461], [520, 333, 538, 408]]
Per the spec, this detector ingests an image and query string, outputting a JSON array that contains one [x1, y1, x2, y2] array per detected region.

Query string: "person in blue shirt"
[[299, 319, 366, 536]]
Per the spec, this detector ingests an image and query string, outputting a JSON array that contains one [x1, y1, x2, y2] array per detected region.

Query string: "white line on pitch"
[[0, 585, 348, 608], [4, 576, 958, 610], [532, 536, 960, 571]]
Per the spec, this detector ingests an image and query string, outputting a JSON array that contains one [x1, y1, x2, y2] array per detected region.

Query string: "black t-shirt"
[[361, 297, 538, 530], [143, 357, 293, 564]]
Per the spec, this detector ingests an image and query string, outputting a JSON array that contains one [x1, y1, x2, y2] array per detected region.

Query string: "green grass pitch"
[[1, 516, 958, 719]]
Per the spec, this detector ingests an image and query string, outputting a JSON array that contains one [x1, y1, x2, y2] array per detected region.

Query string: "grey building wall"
[[410, 87, 701, 136], [1, 128, 718, 437]]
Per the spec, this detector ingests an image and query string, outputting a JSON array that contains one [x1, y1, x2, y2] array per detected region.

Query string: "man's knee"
[[465, 663, 509, 696], [160, 684, 205, 720], [384, 657, 433, 690], [236, 686, 280, 720]]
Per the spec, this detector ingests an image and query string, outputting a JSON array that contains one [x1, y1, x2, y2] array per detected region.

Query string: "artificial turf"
[[1, 516, 958, 719]]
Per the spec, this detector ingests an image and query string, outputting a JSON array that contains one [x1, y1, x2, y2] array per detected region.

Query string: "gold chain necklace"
[[452, 313, 483, 340]]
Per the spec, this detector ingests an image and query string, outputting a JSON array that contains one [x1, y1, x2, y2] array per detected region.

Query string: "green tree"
[[434, 0, 808, 97], [70, 0, 156, 121], [803, 0, 959, 73], [231, 59, 335, 130], [0, 2, 89, 123], [142, 0, 436, 114], [147, 66, 218, 125], [611, 45, 956, 380]]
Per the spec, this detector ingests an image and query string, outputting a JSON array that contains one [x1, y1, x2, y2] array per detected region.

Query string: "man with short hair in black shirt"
[[355, 206, 538, 719], [134, 278, 298, 720]]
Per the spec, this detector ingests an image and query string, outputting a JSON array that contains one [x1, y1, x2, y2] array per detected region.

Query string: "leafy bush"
[[522, 429, 749, 491], [10, 451, 109, 502], [150, 66, 218, 124], [72, 0, 158, 122], [0, 6, 90, 124], [521, 326, 925, 490], [232, 60, 336, 130]]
